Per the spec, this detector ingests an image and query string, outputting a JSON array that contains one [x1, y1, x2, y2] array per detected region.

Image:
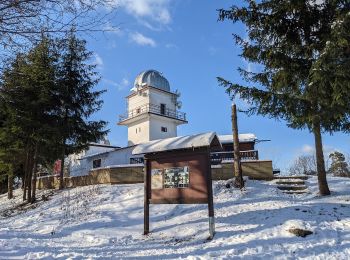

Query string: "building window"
[[130, 157, 144, 164], [160, 103, 166, 115], [161, 127, 167, 132], [93, 159, 101, 168]]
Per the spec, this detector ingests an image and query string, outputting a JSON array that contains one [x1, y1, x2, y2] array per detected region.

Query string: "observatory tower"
[[118, 70, 187, 145]]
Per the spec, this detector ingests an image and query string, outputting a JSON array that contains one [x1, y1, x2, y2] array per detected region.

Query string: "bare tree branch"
[[0, 0, 119, 58]]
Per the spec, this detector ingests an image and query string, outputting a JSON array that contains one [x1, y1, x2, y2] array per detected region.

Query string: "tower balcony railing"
[[210, 150, 259, 165], [119, 103, 187, 122]]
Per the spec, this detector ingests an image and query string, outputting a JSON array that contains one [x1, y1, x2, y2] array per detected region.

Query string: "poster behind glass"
[[164, 166, 189, 188], [151, 169, 163, 189]]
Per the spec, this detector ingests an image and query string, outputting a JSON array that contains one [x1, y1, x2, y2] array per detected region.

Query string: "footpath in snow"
[[0, 176, 349, 259]]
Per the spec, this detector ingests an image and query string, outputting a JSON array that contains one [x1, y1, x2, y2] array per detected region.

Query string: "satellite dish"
[[175, 89, 181, 97], [176, 101, 182, 109]]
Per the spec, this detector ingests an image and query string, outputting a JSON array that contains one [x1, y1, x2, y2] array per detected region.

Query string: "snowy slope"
[[0, 177, 349, 259]]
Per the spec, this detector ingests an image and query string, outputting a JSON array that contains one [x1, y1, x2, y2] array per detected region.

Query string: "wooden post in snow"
[[232, 103, 244, 189], [144, 158, 150, 235]]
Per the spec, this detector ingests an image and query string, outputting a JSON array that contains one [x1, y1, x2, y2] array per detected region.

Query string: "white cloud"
[[302, 144, 314, 154], [130, 32, 156, 47], [94, 53, 104, 69], [116, 0, 171, 25], [301, 144, 339, 157], [103, 22, 124, 36], [103, 78, 129, 91]]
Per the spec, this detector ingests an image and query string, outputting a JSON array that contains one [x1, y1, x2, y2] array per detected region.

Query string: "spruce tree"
[[55, 30, 108, 190], [329, 151, 350, 177], [218, 1, 350, 195], [1, 38, 60, 202]]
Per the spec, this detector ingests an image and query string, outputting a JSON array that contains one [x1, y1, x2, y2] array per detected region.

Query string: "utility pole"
[[232, 103, 244, 189]]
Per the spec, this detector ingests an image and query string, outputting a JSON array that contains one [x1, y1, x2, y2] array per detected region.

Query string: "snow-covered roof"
[[90, 164, 144, 170], [80, 145, 137, 160], [218, 133, 257, 144], [132, 132, 222, 155]]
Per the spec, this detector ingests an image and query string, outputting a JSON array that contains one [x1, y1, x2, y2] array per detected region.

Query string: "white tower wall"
[[118, 70, 187, 146], [149, 115, 177, 141], [127, 117, 150, 146]]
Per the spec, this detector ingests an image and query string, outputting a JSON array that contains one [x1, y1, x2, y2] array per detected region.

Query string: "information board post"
[[137, 133, 222, 239], [207, 150, 215, 240], [144, 158, 150, 235]]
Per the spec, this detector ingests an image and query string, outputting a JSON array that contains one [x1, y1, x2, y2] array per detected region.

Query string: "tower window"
[[161, 127, 167, 132], [160, 103, 166, 115], [93, 159, 102, 168]]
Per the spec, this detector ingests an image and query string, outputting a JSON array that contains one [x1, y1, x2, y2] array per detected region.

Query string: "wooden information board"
[[144, 149, 215, 239]]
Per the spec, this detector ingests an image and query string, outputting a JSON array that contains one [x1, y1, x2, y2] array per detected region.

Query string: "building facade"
[[118, 70, 187, 145], [66, 70, 267, 177]]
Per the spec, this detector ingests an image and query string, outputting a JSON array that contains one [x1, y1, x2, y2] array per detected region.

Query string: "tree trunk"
[[26, 150, 34, 203], [232, 104, 244, 189], [313, 119, 330, 195], [7, 171, 13, 200], [59, 145, 65, 190], [22, 147, 30, 201], [31, 144, 38, 203]]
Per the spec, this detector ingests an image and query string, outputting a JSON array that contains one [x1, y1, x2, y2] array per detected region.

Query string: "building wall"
[[68, 146, 117, 177], [127, 88, 150, 111], [100, 146, 136, 166], [37, 165, 144, 189], [128, 88, 177, 145], [149, 115, 177, 141], [69, 146, 136, 177], [211, 160, 273, 180], [38, 161, 273, 190], [127, 117, 150, 145], [222, 142, 255, 152], [126, 87, 180, 144], [149, 88, 176, 111]]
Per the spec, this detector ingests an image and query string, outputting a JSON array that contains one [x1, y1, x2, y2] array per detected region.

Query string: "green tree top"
[[218, 1, 350, 195]]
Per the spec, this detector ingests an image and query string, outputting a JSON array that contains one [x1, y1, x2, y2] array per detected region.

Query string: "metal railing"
[[211, 150, 259, 165], [119, 103, 186, 122]]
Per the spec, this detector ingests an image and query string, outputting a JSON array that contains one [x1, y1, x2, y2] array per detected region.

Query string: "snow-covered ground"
[[0, 176, 349, 259]]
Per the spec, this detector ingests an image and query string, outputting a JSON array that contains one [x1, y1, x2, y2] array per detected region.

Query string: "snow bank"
[[0, 176, 349, 259]]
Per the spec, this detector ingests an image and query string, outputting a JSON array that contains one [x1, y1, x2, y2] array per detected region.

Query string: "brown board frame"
[[143, 147, 215, 239]]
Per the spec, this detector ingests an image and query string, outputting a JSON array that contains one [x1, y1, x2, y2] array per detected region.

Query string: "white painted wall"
[[128, 89, 149, 111], [69, 146, 138, 177], [149, 115, 177, 140], [149, 88, 176, 111], [68, 145, 117, 177], [125, 86, 184, 144], [127, 117, 150, 146]]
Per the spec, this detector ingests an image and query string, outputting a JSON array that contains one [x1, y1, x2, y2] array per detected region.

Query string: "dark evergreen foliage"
[[55, 30, 108, 189], [218, 0, 350, 195], [0, 31, 108, 199], [328, 151, 350, 177]]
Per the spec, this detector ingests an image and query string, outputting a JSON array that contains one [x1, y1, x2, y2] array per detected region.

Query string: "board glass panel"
[[164, 166, 189, 188]]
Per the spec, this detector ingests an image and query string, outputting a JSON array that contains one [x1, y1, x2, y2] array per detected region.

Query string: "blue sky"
[[86, 0, 349, 172]]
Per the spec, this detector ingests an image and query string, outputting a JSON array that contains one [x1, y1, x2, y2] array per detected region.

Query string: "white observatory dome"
[[133, 70, 170, 92]]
